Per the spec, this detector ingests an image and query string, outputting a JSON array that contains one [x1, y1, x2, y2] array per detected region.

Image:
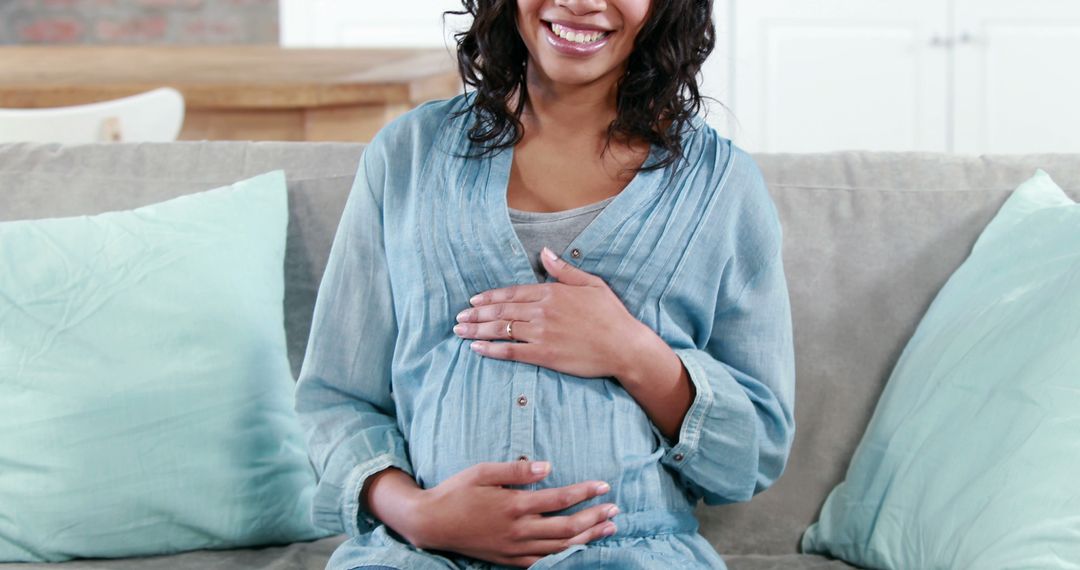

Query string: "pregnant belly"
[[530, 382, 679, 516], [401, 344, 685, 514]]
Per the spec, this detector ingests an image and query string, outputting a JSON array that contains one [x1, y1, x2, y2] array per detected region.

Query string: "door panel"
[[954, 0, 1080, 153], [732, 1, 949, 153]]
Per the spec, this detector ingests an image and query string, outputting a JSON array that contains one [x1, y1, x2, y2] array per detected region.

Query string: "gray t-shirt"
[[508, 195, 616, 282]]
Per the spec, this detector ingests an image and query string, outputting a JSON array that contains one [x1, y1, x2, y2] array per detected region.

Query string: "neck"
[[516, 57, 625, 141]]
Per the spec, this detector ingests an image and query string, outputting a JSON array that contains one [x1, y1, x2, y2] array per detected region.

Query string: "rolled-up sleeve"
[[652, 166, 796, 506], [293, 138, 414, 537]]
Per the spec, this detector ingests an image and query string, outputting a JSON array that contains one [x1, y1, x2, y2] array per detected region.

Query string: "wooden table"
[[0, 45, 462, 142]]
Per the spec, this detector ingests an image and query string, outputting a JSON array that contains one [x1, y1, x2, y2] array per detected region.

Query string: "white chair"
[[0, 87, 185, 143]]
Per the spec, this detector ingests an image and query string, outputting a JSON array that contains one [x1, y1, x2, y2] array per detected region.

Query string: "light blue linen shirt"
[[294, 91, 796, 570]]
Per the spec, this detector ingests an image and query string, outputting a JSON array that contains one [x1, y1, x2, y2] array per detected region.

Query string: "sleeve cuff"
[[342, 452, 416, 536], [651, 348, 718, 469], [653, 347, 763, 504], [310, 426, 415, 537]]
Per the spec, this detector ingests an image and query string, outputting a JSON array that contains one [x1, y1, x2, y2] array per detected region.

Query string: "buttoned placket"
[[486, 137, 665, 469], [509, 367, 537, 465]]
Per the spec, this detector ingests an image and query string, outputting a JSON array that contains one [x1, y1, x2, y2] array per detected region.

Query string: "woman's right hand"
[[404, 460, 619, 568]]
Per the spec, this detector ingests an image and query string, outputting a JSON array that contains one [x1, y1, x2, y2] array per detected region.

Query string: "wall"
[[0, 0, 278, 44]]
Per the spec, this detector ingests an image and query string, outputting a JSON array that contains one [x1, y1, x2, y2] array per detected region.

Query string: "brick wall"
[[0, 0, 278, 44]]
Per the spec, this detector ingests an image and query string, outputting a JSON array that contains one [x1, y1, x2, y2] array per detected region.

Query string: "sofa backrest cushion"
[[2, 141, 1078, 555], [700, 152, 1080, 554], [0, 141, 363, 381]]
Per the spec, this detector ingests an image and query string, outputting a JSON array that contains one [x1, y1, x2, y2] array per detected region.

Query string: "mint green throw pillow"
[[802, 169, 1080, 568], [0, 171, 330, 562]]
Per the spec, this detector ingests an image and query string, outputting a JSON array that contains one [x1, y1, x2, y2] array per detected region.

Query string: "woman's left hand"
[[453, 246, 648, 380]]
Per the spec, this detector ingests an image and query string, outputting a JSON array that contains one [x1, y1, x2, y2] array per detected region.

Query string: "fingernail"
[[607, 505, 619, 518], [603, 523, 616, 536], [595, 482, 610, 494], [531, 461, 551, 474], [469, 294, 482, 305], [542, 247, 557, 262], [453, 324, 464, 334]]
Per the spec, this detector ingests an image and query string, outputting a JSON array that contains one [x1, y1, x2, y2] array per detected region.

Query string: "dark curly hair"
[[441, 0, 723, 177]]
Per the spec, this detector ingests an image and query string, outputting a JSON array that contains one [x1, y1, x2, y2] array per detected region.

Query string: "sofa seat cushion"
[[725, 554, 860, 569], [0, 536, 347, 570], [0, 538, 859, 570]]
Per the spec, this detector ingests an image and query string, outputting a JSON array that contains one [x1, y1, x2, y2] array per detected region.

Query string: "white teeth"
[[550, 22, 608, 44]]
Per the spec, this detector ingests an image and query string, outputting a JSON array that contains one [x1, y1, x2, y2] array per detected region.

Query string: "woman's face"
[[515, 0, 652, 88]]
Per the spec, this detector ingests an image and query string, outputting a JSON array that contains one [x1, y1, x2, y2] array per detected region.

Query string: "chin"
[[536, 61, 611, 86]]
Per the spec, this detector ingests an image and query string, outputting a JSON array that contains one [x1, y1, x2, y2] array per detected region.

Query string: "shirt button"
[[517, 394, 528, 407], [518, 455, 529, 462], [673, 453, 684, 462], [570, 248, 581, 259]]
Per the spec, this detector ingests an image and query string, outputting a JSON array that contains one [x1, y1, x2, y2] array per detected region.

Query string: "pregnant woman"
[[294, 0, 795, 568]]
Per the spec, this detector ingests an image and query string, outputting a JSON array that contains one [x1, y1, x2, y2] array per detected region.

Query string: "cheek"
[[619, 0, 652, 41], [621, 0, 652, 27], [514, 0, 544, 44], [515, 0, 544, 23]]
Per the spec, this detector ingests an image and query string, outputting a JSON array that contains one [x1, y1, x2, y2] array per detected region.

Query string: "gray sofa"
[[2, 140, 1077, 570]]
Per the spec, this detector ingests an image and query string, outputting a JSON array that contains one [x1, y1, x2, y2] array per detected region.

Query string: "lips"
[[540, 19, 612, 57]]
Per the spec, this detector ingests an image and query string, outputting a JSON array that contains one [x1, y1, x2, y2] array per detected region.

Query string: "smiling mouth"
[[542, 20, 613, 45]]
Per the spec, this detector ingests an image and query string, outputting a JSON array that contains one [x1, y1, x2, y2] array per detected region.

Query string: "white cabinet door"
[[953, 0, 1080, 154], [732, 1, 949, 153]]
